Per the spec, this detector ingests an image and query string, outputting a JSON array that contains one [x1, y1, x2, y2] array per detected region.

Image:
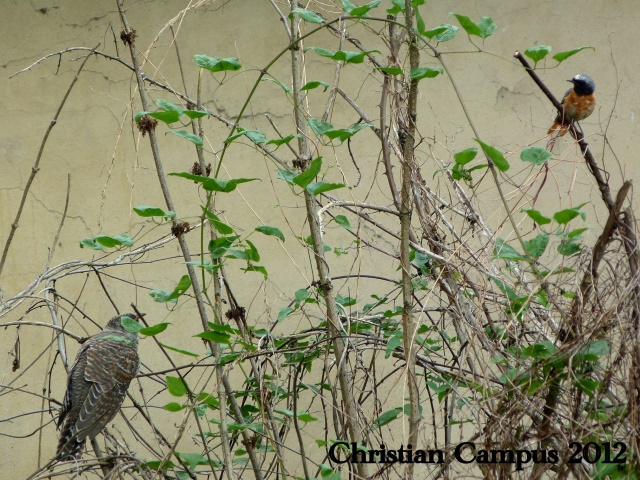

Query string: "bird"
[[56, 313, 140, 460], [547, 73, 596, 138]]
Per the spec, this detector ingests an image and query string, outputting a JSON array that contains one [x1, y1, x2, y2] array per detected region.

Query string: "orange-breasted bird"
[[548, 73, 596, 137]]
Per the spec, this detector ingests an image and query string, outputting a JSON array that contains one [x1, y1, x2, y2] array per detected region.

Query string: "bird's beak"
[[567, 79, 575, 83]]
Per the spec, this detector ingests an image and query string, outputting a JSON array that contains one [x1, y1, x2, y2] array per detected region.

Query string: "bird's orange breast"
[[563, 90, 596, 121]]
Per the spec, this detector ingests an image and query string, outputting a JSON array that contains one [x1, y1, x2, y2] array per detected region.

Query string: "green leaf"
[[302, 80, 330, 92], [195, 394, 219, 412], [245, 239, 260, 262], [339, 0, 356, 11], [412, 0, 426, 35], [334, 215, 351, 231], [193, 54, 241, 72], [476, 16, 497, 38], [332, 49, 380, 64], [225, 248, 248, 260], [385, 333, 402, 358], [220, 352, 241, 366], [274, 409, 319, 422], [202, 177, 259, 193], [156, 99, 182, 112], [150, 275, 191, 303], [267, 134, 300, 146], [558, 238, 581, 256], [349, 0, 381, 17], [524, 45, 552, 64], [387, 0, 404, 14], [164, 402, 186, 412], [194, 330, 231, 344], [575, 378, 599, 396], [255, 225, 285, 242], [375, 66, 403, 76], [454, 147, 478, 165], [372, 407, 402, 429], [140, 322, 170, 336], [324, 123, 373, 142], [305, 47, 380, 64], [242, 264, 268, 279], [409, 67, 443, 81], [133, 205, 167, 217], [172, 274, 192, 297], [583, 339, 609, 358], [261, 77, 292, 94], [308, 118, 334, 136], [79, 238, 104, 250], [451, 163, 471, 181], [182, 110, 208, 120], [102, 233, 133, 247], [295, 288, 310, 303], [147, 110, 181, 124], [450, 13, 496, 38], [423, 23, 458, 42], [293, 157, 322, 188], [277, 168, 297, 185], [450, 13, 481, 36], [289, 7, 324, 24], [523, 233, 549, 258], [225, 127, 268, 145], [552, 46, 594, 63], [168, 172, 211, 183], [169, 130, 203, 146], [121, 315, 142, 333], [490, 275, 518, 301], [245, 130, 269, 145], [474, 139, 509, 171], [306, 182, 345, 195], [202, 209, 234, 235], [278, 306, 295, 322], [80, 233, 134, 250], [320, 464, 341, 480], [145, 460, 175, 470], [166, 376, 188, 397], [149, 289, 174, 303], [208, 236, 237, 259], [296, 412, 319, 423], [521, 208, 552, 225], [304, 46, 335, 59], [553, 204, 587, 224], [521, 146, 552, 165], [493, 239, 527, 261], [176, 452, 208, 470], [568, 227, 588, 239], [159, 343, 199, 357], [336, 294, 357, 307]]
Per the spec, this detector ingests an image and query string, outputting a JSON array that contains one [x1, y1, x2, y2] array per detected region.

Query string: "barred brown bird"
[[56, 313, 140, 460]]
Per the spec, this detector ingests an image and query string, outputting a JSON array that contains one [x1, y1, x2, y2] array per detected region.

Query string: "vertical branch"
[[288, 4, 367, 478], [380, 16, 402, 212], [402, 3, 421, 478], [114, 2, 261, 478]]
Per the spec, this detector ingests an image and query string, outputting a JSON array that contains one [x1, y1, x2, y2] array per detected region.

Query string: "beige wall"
[[1, 0, 638, 477]]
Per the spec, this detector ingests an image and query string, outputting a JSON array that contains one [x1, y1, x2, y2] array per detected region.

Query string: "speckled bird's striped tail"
[[56, 424, 85, 460]]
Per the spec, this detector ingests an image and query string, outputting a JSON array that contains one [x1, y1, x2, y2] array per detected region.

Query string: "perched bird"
[[56, 313, 140, 460], [548, 73, 596, 137]]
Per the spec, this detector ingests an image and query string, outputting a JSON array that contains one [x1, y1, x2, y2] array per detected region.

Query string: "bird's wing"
[[553, 87, 573, 123], [57, 343, 92, 428], [74, 334, 139, 440]]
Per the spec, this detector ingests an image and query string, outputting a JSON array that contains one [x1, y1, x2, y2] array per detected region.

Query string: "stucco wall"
[[1, 0, 638, 477]]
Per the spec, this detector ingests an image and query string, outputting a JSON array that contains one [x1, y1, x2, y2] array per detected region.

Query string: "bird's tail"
[[547, 121, 569, 137], [56, 423, 85, 460]]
